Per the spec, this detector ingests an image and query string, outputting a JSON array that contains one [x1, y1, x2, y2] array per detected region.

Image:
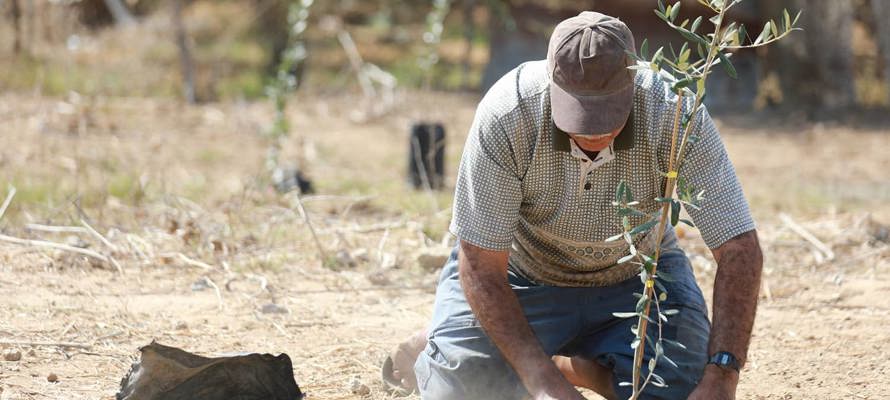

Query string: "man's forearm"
[[709, 230, 763, 366], [458, 243, 572, 397]]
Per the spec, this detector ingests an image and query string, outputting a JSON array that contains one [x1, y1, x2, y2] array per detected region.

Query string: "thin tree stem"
[[631, 94, 684, 398], [631, 5, 728, 397]]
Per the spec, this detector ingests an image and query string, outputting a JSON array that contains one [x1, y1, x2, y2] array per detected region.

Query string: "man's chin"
[[575, 141, 612, 152]]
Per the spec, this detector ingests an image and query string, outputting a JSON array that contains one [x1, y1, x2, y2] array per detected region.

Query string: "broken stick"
[[0, 186, 16, 222], [778, 213, 836, 262], [0, 233, 123, 274]]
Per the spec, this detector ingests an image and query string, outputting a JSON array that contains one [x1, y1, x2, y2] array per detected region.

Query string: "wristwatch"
[[707, 351, 741, 372]]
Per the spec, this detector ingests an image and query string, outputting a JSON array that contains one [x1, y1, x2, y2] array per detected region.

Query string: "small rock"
[[3, 349, 22, 362], [335, 250, 356, 268], [415, 246, 451, 271], [65, 235, 88, 249], [47, 373, 58, 383], [366, 270, 391, 286], [159, 254, 176, 265], [867, 218, 889, 244], [191, 278, 211, 292], [27, 349, 36, 357], [259, 303, 289, 314], [210, 238, 225, 253], [349, 378, 370, 396]]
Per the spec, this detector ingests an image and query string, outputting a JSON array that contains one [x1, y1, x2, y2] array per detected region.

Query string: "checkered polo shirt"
[[449, 60, 755, 287]]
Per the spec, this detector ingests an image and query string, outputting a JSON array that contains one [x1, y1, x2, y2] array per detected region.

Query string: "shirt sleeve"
[[678, 107, 756, 249], [449, 107, 523, 251]]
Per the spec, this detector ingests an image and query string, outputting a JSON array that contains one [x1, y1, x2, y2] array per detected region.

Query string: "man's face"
[[568, 122, 625, 152]]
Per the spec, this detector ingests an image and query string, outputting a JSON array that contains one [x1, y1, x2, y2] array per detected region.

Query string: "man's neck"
[[581, 149, 600, 161]]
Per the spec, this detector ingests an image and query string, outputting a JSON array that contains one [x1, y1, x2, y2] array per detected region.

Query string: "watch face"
[[709, 352, 740, 371]]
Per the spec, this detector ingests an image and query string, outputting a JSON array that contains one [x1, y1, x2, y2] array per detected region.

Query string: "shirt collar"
[[551, 109, 636, 153]]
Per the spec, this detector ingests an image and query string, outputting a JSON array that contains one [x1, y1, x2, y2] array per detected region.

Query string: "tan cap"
[[548, 11, 636, 135]]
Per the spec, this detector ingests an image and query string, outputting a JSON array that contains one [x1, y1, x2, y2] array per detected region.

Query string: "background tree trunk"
[[172, 0, 196, 103], [804, 0, 856, 112], [460, 0, 476, 90], [102, 0, 134, 26], [871, 0, 890, 105], [760, 0, 856, 115], [11, 0, 21, 54], [481, 1, 574, 91]]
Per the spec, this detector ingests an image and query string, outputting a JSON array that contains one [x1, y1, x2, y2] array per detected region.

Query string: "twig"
[[162, 252, 215, 270], [253, 311, 292, 339], [778, 213, 836, 262], [285, 321, 336, 328], [59, 322, 77, 338], [25, 224, 89, 234], [202, 276, 224, 311], [91, 330, 125, 344], [377, 228, 390, 266], [300, 194, 377, 204], [107, 255, 124, 275], [0, 186, 16, 222], [320, 221, 406, 234], [0, 340, 92, 350], [336, 29, 375, 99], [0, 233, 122, 274], [283, 284, 428, 296], [126, 233, 152, 262], [80, 218, 119, 252], [290, 192, 329, 265], [761, 276, 773, 302]]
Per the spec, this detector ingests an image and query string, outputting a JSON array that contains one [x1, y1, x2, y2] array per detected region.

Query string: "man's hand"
[[458, 240, 584, 400], [687, 365, 739, 400], [528, 369, 587, 400]]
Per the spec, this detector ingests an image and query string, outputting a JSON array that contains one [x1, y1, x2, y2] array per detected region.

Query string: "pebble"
[[349, 378, 370, 396], [415, 246, 451, 271], [2, 349, 21, 362], [259, 303, 289, 314], [47, 373, 58, 383], [335, 250, 356, 268]]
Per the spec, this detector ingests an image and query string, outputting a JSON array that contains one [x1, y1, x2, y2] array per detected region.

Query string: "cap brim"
[[550, 81, 634, 135]]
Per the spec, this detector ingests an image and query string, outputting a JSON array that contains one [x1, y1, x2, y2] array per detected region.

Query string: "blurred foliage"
[[0, 0, 888, 112]]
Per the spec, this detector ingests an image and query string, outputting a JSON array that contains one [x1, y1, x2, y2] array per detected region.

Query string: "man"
[[386, 11, 762, 400]]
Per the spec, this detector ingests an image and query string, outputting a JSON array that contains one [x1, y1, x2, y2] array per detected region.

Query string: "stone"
[[349, 378, 370, 396], [191, 278, 211, 292], [2, 349, 21, 362], [335, 250, 356, 268], [259, 303, 289, 315], [415, 246, 451, 271]]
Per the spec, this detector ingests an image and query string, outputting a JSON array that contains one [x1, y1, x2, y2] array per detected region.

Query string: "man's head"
[[548, 12, 636, 137]]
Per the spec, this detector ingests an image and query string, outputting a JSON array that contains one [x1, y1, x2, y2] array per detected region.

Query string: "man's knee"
[[414, 339, 526, 400]]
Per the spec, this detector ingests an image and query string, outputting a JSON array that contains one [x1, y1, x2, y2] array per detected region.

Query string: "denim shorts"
[[414, 247, 710, 400]]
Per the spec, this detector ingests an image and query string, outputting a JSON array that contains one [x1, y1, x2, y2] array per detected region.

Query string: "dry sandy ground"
[[0, 92, 889, 400]]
